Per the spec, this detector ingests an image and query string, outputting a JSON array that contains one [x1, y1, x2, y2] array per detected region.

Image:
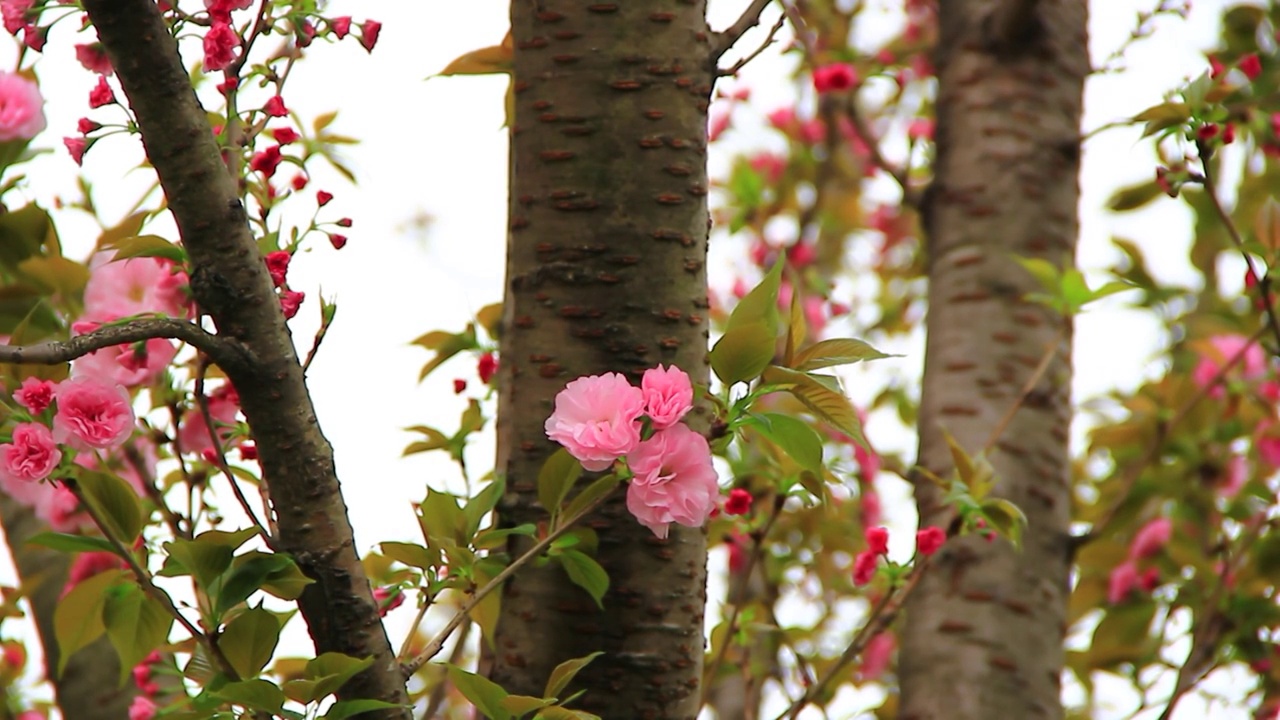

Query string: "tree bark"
[[78, 2, 410, 715], [491, 2, 714, 717], [0, 497, 134, 720], [899, 2, 1087, 719]]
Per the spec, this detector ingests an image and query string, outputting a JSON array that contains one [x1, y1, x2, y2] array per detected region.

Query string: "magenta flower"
[[1127, 517, 1171, 560], [52, 378, 134, 450], [13, 377, 55, 414], [640, 364, 693, 429], [0, 71, 44, 141], [203, 21, 239, 72], [625, 424, 718, 539], [1192, 334, 1267, 396], [1108, 560, 1140, 604], [0, 423, 61, 484], [545, 373, 644, 471]]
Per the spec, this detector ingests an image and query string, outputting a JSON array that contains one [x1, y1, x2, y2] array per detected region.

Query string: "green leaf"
[[476, 303, 503, 340], [419, 489, 466, 545], [17, 256, 89, 297], [413, 325, 479, 382], [464, 477, 506, 540], [561, 475, 619, 522], [447, 665, 511, 720], [402, 425, 451, 456], [538, 449, 583, 518], [283, 653, 375, 704], [54, 569, 124, 675], [217, 552, 293, 615], [26, 532, 116, 555], [164, 537, 236, 590], [558, 550, 608, 608], [104, 234, 188, 263], [761, 367, 865, 448], [218, 608, 282, 680], [103, 582, 173, 685], [379, 541, 441, 571], [211, 679, 286, 714], [1130, 101, 1190, 139], [981, 498, 1028, 548], [725, 259, 784, 335], [322, 699, 411, 720], [74, 470, 144, 544], [473, 524, 537, 551], [258, 556, 314, 600], [544, 651, 604, 699], [792, 338, 896, 371], [502, 695, 554, 716], [753, 413, 824, 473], [711, 321, 776, 386], [1105, 180, 1164, 211], [1012, 256, 1060, 292]]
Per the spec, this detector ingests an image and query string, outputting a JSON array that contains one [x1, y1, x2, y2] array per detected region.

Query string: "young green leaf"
[[74, 469, 144, 544], [218, 608, 282, 680], [711, 321, 776, 386], [558, 550, 609, 608], [791, 338, 897, 371], [544, 651, 604, 699], [103, 582, 173, 685], [54, 568, 124, 675], [447, 665, 512, 720], [538, 449, 583, 520]]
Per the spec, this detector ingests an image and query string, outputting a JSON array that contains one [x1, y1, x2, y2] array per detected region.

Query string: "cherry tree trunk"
[[490, 2, 714, 718], [899, 2, 1087, 719]]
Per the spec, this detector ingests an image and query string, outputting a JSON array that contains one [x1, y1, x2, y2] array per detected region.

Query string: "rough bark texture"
[[491, 2, 713, 717], [899, 2, 1086, 719], [79, 3, 410, 715], [0, 497, 133, 720]]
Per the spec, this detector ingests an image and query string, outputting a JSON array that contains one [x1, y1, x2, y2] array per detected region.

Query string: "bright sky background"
[[0, 1, 1257, 718]]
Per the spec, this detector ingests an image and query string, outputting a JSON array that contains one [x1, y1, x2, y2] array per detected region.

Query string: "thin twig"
[[984, 329, 1064, 453], [777, 558, 931, 720], [780, 2, 918, 207], [400, 484, 619, 677], [713, 0, 775, 60], [0, 317, 251, 371], [1192, 144, 1280, 354], [719, 11, 786, 77], [701, 504, 783, 700], [194, 359, 274, 550], [420, 617, 472, 720]]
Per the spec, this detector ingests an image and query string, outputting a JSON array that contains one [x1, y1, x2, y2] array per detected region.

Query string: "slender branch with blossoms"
[[0, 317, 250, 371]]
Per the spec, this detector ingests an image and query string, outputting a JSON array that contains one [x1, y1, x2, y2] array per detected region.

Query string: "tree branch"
[[79, 1, 411, 715], [0, 317, 251, 371], [713, 0, 775, 60]]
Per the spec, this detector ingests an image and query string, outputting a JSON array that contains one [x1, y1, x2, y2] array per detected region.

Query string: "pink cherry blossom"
[[625, 424, 718, 538], [359, 20, 382, 51], [865, 526, 889, 555], [1108, 560, 1139, 604], [87, 75, 114, 108], [1192, 334, 1267, 396], [859, 487, 882, 527], [852, 549, 878, 586], [723, 488, 752, 516], [70, 319, 177, 387], [127, 695, 157, 720], [916, 526, 946, 556], [13, 377, 54, 414], [0, 71, 45, 141], [83, 251, 190, 319], [812, 63, 858, 94], [178, 383, 240, 456], [38, 482, 92, 533], [545, 373, 645, 471], [203, 21, 238, 71], [1129, 517, 1171, 560], [279, 289, 305, 319], [860, 632, 895, 681], [74, 42, 112, 75], [0, 423, 60, 484], [1, 0, 31, 35], [52, 378, 135, 450], [641, 364, 693, 430], [63, 136, 87, 165], [63, 550, 123, 596]]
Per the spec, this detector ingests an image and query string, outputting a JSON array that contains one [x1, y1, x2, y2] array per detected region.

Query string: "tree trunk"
[[490, 2, 713, 718], [899, 2, 1087, 719], [0, 497, 133, 720]]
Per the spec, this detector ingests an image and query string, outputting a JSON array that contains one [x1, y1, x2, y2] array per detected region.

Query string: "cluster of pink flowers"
[[545, 365, 719, 538], [72, 251, 190, 387], [1108, 516, 1171, 604], [0, 71, 45, 142], [262, 249, 306, 319], [852, 525, 945, 587]]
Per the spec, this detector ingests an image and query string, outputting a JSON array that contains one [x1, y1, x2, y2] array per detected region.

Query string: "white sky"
[[0, 1, 1255, 718]]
